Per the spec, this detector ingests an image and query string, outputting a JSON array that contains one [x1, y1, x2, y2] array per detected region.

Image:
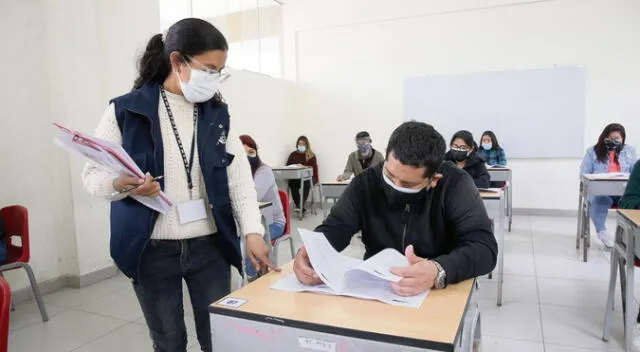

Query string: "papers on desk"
[[271, 229, 429, 308], [487, 165, 508, 169], [53, 123, 172, 214], [283, 164, 304, 169], [585, 172, 630, 180]]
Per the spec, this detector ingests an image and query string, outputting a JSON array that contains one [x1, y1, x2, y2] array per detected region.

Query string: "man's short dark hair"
[[386, 121, 446, 177], [355, 131, 370, 140]]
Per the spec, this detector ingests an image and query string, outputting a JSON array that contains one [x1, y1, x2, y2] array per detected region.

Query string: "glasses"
[[451, 144, 470, 151], [185, 55, 230, 81]]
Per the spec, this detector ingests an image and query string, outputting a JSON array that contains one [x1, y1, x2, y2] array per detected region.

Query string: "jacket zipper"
[[401, 204, 411, 250]]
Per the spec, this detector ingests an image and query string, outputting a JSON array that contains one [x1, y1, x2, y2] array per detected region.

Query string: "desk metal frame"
[[321, 182, 349, 218], [603, 210, 640, 351], [482, 191, 506, 306], [273, 167, 315, 220], [487, 168, 513, 232], [575, 175, 628, 262]]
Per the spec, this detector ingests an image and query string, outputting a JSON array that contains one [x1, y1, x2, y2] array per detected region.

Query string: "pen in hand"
[[111, 175, 164, 196]]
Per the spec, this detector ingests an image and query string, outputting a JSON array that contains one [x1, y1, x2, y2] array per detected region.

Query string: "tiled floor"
[[7, 214, 639, 351]]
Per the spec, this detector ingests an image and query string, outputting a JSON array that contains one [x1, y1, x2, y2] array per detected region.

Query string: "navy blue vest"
[[108, 83, 240, 280]]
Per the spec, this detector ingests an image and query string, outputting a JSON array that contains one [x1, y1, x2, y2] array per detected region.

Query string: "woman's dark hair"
[[450, 130, 475, 150], [594, 123, 626, 163], [480, 130, 501, 150], [133, 18, 228, 91], [386, 121, 446, 177]]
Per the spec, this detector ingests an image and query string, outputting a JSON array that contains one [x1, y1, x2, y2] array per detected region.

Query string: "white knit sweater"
[[82, 90, 264, 240]]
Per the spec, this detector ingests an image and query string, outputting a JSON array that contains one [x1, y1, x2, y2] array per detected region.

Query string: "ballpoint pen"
[[111, 175, 164, 196]]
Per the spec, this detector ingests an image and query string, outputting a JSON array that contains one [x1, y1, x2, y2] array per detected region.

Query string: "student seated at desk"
[[478, 130, 507, 167], [286, 136, 319, 214], [240, 135, 287, 278], [619, 159, 640, 348], [580, 123, 637, 247], [336, 131, 384, 181], [445, 130, 490, 188], [294, 121, 498, 295], [620, 160, 640, 210]]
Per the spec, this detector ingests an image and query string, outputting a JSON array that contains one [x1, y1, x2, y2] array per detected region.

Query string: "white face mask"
[[176, 67, 221, 103], [382, 169, 424, 194], [297, 145, 307, 153]]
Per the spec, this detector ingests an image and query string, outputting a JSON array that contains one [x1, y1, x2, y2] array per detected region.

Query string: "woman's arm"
[[580, 148, 594, 175], [81, 104, 128, 200], [498, 149, 507, 166], [226, 132, 264, 236], [310, 156, 319, 184], [474, 163, 491, 188]]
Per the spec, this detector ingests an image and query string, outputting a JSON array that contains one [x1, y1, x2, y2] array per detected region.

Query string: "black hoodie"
[[315, 162, 497, 285], [445, 151, 490, 188]]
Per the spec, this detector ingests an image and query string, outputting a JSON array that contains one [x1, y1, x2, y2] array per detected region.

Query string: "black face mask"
[[604, 138, 622, 151], [383, 183, 426, 205], [450, 150, 469, 162], [248, 155, 261, 172]]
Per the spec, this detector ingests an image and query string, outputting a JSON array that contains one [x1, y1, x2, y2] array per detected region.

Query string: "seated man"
[[336, 131, 385, 182], [295, 121, 497, 295]]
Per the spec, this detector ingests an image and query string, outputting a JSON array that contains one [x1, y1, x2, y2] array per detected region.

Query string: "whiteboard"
[[403, 67, 585, 158]]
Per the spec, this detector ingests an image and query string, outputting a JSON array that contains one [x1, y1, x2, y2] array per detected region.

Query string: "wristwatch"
[[431, 260, 447, 289]]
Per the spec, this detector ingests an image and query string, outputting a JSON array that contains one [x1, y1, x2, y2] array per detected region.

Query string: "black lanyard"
[[160, 87, 198, 191]]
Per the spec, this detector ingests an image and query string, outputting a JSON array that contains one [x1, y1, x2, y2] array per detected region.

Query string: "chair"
[[270, 191, 295, 265], [0, 206, 48, 322], [0, 277, 10, 352]]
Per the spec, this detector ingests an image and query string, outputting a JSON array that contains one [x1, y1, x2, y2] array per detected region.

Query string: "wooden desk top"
[[321, 181, 349, 185], [487, 166, 511, 171], [480, 190, 502, 199], [210, 262, 474, 350], [583, 173, 629, 181], [618, 209, 640, 227], [273, 166, 310, 170]]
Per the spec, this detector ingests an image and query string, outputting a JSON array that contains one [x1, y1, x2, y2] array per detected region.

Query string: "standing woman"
[[478, 130, 508, 166], [82, 18, 277, 352], [580, 123, 637, 247], [286, 136, 319, 214]]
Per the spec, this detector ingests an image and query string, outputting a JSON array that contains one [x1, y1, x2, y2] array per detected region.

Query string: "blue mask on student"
[[482, 142, 492, 150]]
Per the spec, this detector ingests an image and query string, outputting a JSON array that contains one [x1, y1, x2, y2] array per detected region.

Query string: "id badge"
[[177, 198, 208, 224]]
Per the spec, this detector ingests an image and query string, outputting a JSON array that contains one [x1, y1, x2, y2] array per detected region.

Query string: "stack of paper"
[[585, 172, 629, 180], [53, 123, 172, 214], [271, 229, 429, 308]]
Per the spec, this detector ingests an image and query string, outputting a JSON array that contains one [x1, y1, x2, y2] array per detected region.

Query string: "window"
[[159, 0, 284, 78]]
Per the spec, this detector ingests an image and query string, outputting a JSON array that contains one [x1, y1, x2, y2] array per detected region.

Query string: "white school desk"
[[320, 181, 349, 218], [481, 190, 506, 307], [487, 167, 513, 232], [210, 262, 481, 352], [603, 209, 640, 351], [273, 167, 315, 220], [575, 174, 629, 262]]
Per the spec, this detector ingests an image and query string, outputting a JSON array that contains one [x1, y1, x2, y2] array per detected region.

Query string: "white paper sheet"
[[271, 229, 429, 308], [53, 123, 172, 214]]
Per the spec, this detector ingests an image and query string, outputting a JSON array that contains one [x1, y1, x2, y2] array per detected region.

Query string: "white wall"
[[221, 70, 298, 166], [0, 0, 159, 291], [282, 0, 640, 211]]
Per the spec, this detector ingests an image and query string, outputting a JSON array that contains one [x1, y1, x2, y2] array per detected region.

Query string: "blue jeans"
[[589, 196, 620, 233], [133, 235, 230, 352], [244, 222, 286, 278]]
